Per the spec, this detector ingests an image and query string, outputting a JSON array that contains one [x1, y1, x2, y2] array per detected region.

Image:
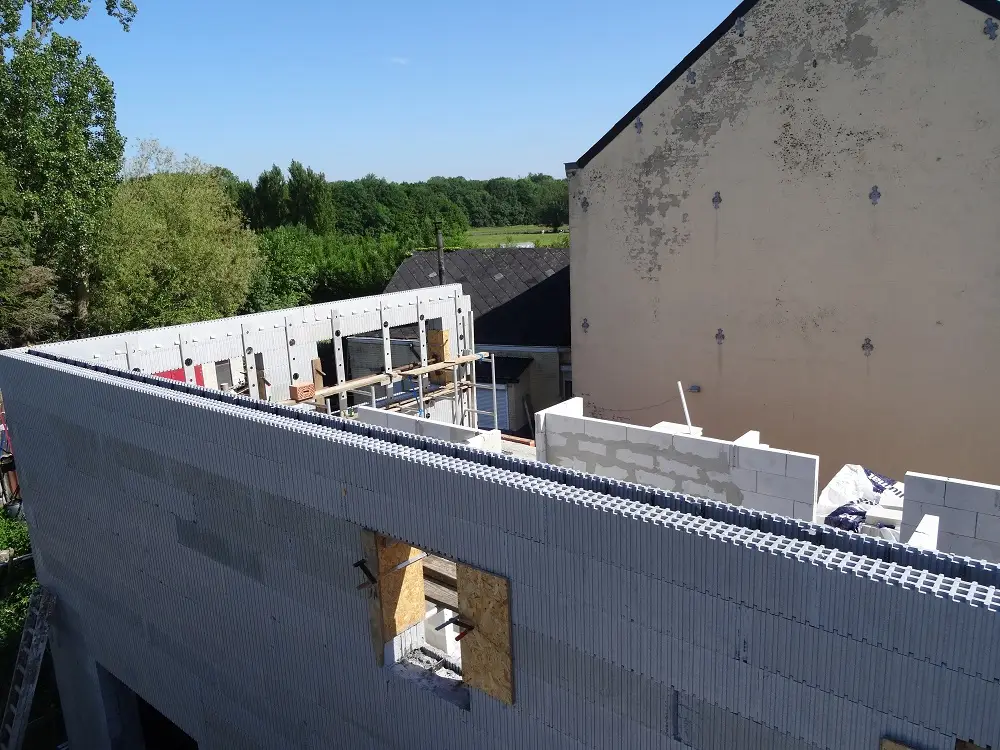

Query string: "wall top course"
[[7, 348, 1000, 596]]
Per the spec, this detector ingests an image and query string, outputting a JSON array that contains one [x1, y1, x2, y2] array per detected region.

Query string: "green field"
[[463, 225, 569, 248]]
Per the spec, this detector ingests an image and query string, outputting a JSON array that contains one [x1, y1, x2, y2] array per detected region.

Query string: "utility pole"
[[435, 217, 445, 285]]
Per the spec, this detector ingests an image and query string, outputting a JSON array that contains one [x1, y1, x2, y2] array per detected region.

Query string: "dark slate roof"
[[475, 355, 533, 384], [569, 0, 998, 171], [385, 247, 570, 347]]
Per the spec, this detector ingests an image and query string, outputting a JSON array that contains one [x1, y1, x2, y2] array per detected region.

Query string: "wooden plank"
[[375, 535, 425, 638], [427, 329, 450, 385], [312, 358, 325, 407], [880, 740, 916, 750], [424, 579, 458, 612], [423, 555, 457, 587], [457, 564, 513, 705]]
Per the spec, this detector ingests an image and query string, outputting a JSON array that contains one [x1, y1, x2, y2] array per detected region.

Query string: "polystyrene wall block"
[[0, 349, 996, 750]]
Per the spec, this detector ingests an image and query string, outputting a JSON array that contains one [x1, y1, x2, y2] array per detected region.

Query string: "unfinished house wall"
[[903, 472, 1000, 563], [354, 406, 502, 452], [536, 398, 818, 521], [3, 346, 1000, 750], [568, 0, 1000, 487]]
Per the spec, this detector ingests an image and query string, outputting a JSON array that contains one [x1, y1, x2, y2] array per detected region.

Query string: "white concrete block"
[[901, 499, 925, 531], [651, 421, 702, 437], [931, 505, 978, 538], [546, 413, 585, 438], [975, 512, 1000, 544], [614, 448, 654, 469], [729, 467, 757, 493], [735, 446, 786, 476], [938, 531, 1000, 563], [626, 425, 674, 450], [672, 434, 732, 463], [944, 478, 1000, 515], [784, 452, 819, 482], [792, 502, 813, 522], [756, 472, 814, 504], [906, 514, 939, 551], [865, 505, 904, 528], [354, 406, 388, 427], [904, 472, 947, 506], [733, 430, 760, 446], [634, 470, 678, 492], [740, 492, 794, 518], [577, 440, 608, 457], [584, 417, 628, 442]]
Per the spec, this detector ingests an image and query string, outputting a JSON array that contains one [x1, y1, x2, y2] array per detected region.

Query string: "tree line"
[[0, 0, 569, 351]]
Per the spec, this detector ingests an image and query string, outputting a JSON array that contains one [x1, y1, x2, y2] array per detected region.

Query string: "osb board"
[[360, 530, 384, 666], [880, 741, 916, 750], [427, 330, 450, 384], [312, 358, 325, 407], [376, 534, 425, 637], [457, 564, 513, 705], [955, 742, 987, 750]]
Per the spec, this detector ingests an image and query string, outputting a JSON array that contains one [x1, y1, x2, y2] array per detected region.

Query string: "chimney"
[[435, 217, 445, 285]]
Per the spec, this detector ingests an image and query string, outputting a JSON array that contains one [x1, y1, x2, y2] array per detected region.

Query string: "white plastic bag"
[[815, 464, 904, 531]]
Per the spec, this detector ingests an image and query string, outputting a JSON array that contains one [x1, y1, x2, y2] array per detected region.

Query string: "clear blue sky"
[[72, 0, 737, 183]]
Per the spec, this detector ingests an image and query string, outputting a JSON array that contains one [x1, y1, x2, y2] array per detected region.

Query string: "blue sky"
[[71, 0, 738, 182]]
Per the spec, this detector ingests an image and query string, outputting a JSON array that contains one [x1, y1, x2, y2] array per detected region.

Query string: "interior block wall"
[[354, 406, 502, 452], [903, 472, 1000, 563], [537, 400, 818, 521], [2, 352, 999, 750]]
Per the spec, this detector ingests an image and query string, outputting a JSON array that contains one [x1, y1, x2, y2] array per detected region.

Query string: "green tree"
[[251, 165, 289, 231], [90, 142, 259, 333], [287, 160, 336, 234], [538, 179, 569, 232], [243, 225, 322, 313], [0, 157, 64, 348], [0, 0, 136, 332]]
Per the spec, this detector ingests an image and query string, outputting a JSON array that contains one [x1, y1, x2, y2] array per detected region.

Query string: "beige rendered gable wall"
[[569, 0, 1000, 486]]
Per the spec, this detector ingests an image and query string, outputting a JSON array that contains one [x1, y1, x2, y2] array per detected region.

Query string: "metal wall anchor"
[[869, 186, 881, 205], [986, 17, 998, 40], [712, 191, 722, 209], [862, 338, 875, 356]]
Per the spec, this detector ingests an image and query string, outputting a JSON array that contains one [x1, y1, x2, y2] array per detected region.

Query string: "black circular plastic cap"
[[335, 330, 341, 337], [293, 373, 300, 381], [184, 358, 193, 366], [245, 347, 253, 355], [289, 338, 296, 346]]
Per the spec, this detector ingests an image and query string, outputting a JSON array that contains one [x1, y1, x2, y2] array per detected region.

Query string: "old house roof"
[[384, 247, 570, 347], [567, 0, 999, 171]]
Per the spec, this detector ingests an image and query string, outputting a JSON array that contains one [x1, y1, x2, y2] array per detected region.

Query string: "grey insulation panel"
[[0, 349, 998, 750]]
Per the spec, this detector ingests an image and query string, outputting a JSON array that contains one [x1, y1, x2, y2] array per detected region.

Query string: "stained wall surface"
[[2, 351, 1000, 750], [568, 0, 1000, 487]]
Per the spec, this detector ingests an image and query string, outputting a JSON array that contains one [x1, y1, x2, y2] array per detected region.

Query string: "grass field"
[[463, 225, 569, 248]]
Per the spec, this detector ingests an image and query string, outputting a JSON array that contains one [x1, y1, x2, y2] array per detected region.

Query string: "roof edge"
[[572, 0, 998, 171], [573, 0, 762, 170]]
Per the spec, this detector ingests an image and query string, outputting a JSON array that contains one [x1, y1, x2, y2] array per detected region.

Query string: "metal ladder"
[[0, 587, 55, 750]]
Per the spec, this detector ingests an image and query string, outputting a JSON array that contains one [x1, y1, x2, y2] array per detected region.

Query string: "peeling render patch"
[[571, 0, 916, 280]]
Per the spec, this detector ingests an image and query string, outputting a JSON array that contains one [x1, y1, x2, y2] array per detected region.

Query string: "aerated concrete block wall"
[[354, 406, 502, 452], [2, 352, 999, 750], [537, 400, 819, 521], [904, 472, 1000, 563]]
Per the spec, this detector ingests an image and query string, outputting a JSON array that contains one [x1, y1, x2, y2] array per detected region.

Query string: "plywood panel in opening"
[[376, 534, 425, 638], [457, 564, 513, 705]]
